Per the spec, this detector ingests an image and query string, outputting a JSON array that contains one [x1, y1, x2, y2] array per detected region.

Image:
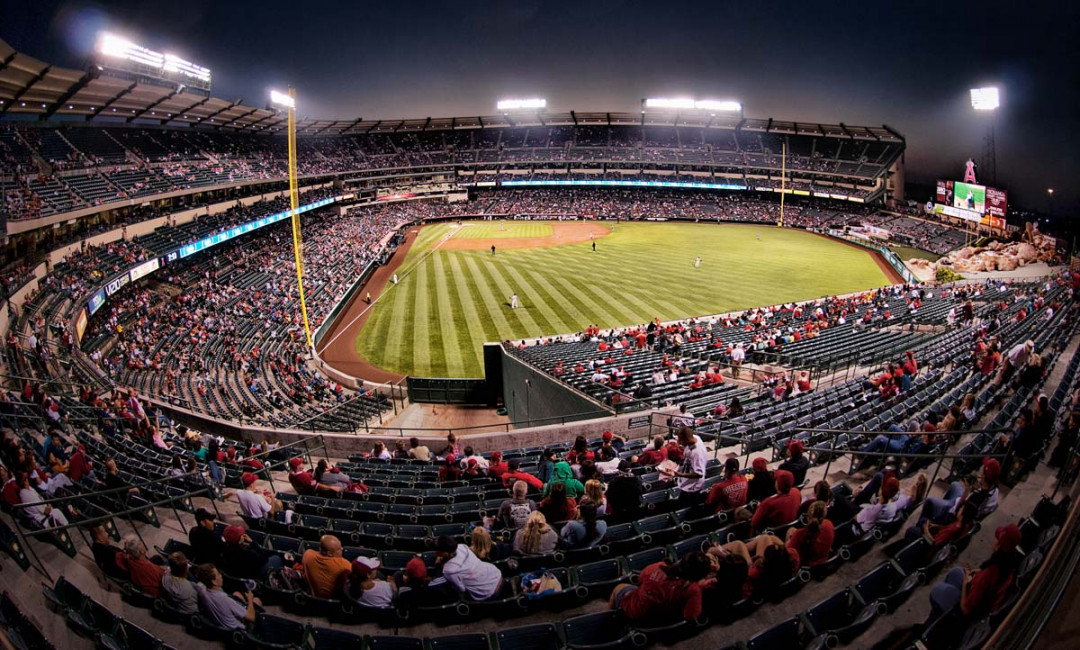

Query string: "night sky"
[[3, 0, 1078, 216]]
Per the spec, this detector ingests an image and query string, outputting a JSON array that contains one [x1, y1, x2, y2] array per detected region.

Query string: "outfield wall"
[[496, 343, 613, 425]]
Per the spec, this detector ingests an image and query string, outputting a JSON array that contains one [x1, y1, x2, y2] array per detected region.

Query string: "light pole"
[[970, 87, 1000, 186], [270, 88, 313, 350]]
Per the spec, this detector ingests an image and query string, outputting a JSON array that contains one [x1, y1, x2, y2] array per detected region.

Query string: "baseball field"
[[323, 220, 896, 379]]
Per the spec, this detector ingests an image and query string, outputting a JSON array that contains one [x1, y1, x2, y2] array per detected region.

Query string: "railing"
[[8, 470, 216, 581]]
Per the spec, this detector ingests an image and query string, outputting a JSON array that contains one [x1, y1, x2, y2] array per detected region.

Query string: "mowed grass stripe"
[[435, 252, 478, 376], [448, 254, 502, 347], [515, 247, 643, 325], [460, 255, 519, 340], [410, 252, 436, 375], [423, 252, 451, 377], [539, 246, 703, 320], [491, 260, 564, 336], [472, 254, 546, 334], [514, 266, 582, 334]]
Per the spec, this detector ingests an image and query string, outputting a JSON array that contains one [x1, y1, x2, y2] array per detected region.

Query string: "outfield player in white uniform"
[[695, 257, 701, 268], [510, 293, 518, 309]]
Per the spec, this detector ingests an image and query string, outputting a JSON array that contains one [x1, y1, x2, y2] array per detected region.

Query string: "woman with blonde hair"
[[470, 525, 510, 562], [513, 511, 558, 556], [581, 479, 607, 516]]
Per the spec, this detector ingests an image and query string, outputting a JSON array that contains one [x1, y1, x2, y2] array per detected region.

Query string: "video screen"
[[936, 180, 953, 205], [953, 181, 986, 213]]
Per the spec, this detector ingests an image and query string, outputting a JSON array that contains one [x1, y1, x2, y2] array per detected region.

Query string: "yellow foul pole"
[[286, 86, 313, 348], [779, 141, 786, 227]]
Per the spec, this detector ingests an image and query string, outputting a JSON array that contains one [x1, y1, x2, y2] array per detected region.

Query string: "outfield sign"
[[178, 197, 338, 259], [501, 178, 747, 188], [85, 196, 343, 321]]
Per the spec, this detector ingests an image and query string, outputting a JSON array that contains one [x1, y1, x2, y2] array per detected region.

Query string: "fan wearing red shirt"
[[501, 459, 543, 491], [751, 470, 801, 534], [637, 436, 668, 466], [928, 523, 1021, 624], [706, 458, 748, 512], [786, 501, 835, 566], [610, 553, 712, 622], [487, 452, 508, 479]]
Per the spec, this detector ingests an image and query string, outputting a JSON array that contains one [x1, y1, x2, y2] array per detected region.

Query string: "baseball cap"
[[724, 458, 740, 474], [752, 457, 768, 473], [995, 524, 1021, 553], [241, 472, 258, 486], [982, 457, 1002, 484], [405, 557, 427, 580], [881, 476, 901, 501], [774, 470, 794, 492], [353, 556, 380, 576], [602, 431, 613, 442], [788, 440, 804, 455], [490, 451, 502, 462], [195, 507, 216, 523], [223, 525, 245, 545], [288, 457, 303, 470], [445, 454, 456, 464]]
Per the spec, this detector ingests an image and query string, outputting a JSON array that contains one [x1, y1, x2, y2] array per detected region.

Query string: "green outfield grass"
[[356, 222, 892, 377], [453, 221, 554, 239]]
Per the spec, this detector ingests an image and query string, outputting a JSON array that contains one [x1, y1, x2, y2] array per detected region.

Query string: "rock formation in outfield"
[[907, 223, 1058, 275]]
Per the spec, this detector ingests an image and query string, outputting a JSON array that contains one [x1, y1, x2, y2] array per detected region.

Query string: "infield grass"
[[356, 221, 891, 377]]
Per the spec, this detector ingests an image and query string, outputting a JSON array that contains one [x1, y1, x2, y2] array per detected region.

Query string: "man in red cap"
[[747, 457, 776, 502], [917, 457, 1000, 527], [67, 444, 92, 483], [500, 459, 543, 491], [927, 523, 1022, 624], [287, 457, 316, 495], [221, 524, 283, 579], [750, 470, 801, 534], [486, 452, 508, 479], [778, 439, 810, 485], [235, 471, 284, 520], [853, 473, 903, 533]]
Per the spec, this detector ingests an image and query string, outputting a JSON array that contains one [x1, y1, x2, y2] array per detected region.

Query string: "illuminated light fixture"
[[645, 97, 742, 112], [496, 98, 546, 110], [970, 87, 1000, 111], [97, 32, 211, 83], [270, 89, 295, 109]]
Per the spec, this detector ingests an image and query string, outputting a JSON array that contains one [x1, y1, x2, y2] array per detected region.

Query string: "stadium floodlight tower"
[[970, 86, 1000, 186], [496, 98, 547, 111], [269, 87, 313, 350], [642, 97, 743, 116], [95, 32, 212, 93]]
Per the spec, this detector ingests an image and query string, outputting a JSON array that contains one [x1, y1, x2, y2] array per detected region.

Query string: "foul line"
[[320, 225, 458, 350]]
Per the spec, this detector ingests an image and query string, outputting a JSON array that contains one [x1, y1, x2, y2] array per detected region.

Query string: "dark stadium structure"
[[0, 35, 1078, 650]]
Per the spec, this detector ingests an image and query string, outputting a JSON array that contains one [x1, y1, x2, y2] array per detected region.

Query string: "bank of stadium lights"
[[644, 98, 742, 113], [270, 90, 296, 110], [496, 98, 546, 111], [96, 32, 211, 84], [970, 87, 1000, 111]]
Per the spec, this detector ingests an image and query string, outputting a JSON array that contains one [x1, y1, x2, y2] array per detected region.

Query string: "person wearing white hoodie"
[[430, 537, 502, 600]]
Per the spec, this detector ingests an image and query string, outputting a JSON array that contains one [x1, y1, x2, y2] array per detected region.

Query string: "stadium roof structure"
[[0, 38, 903, 144]]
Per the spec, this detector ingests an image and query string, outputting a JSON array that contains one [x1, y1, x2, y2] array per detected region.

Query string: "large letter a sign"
[[963, 159, 977, 183]]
